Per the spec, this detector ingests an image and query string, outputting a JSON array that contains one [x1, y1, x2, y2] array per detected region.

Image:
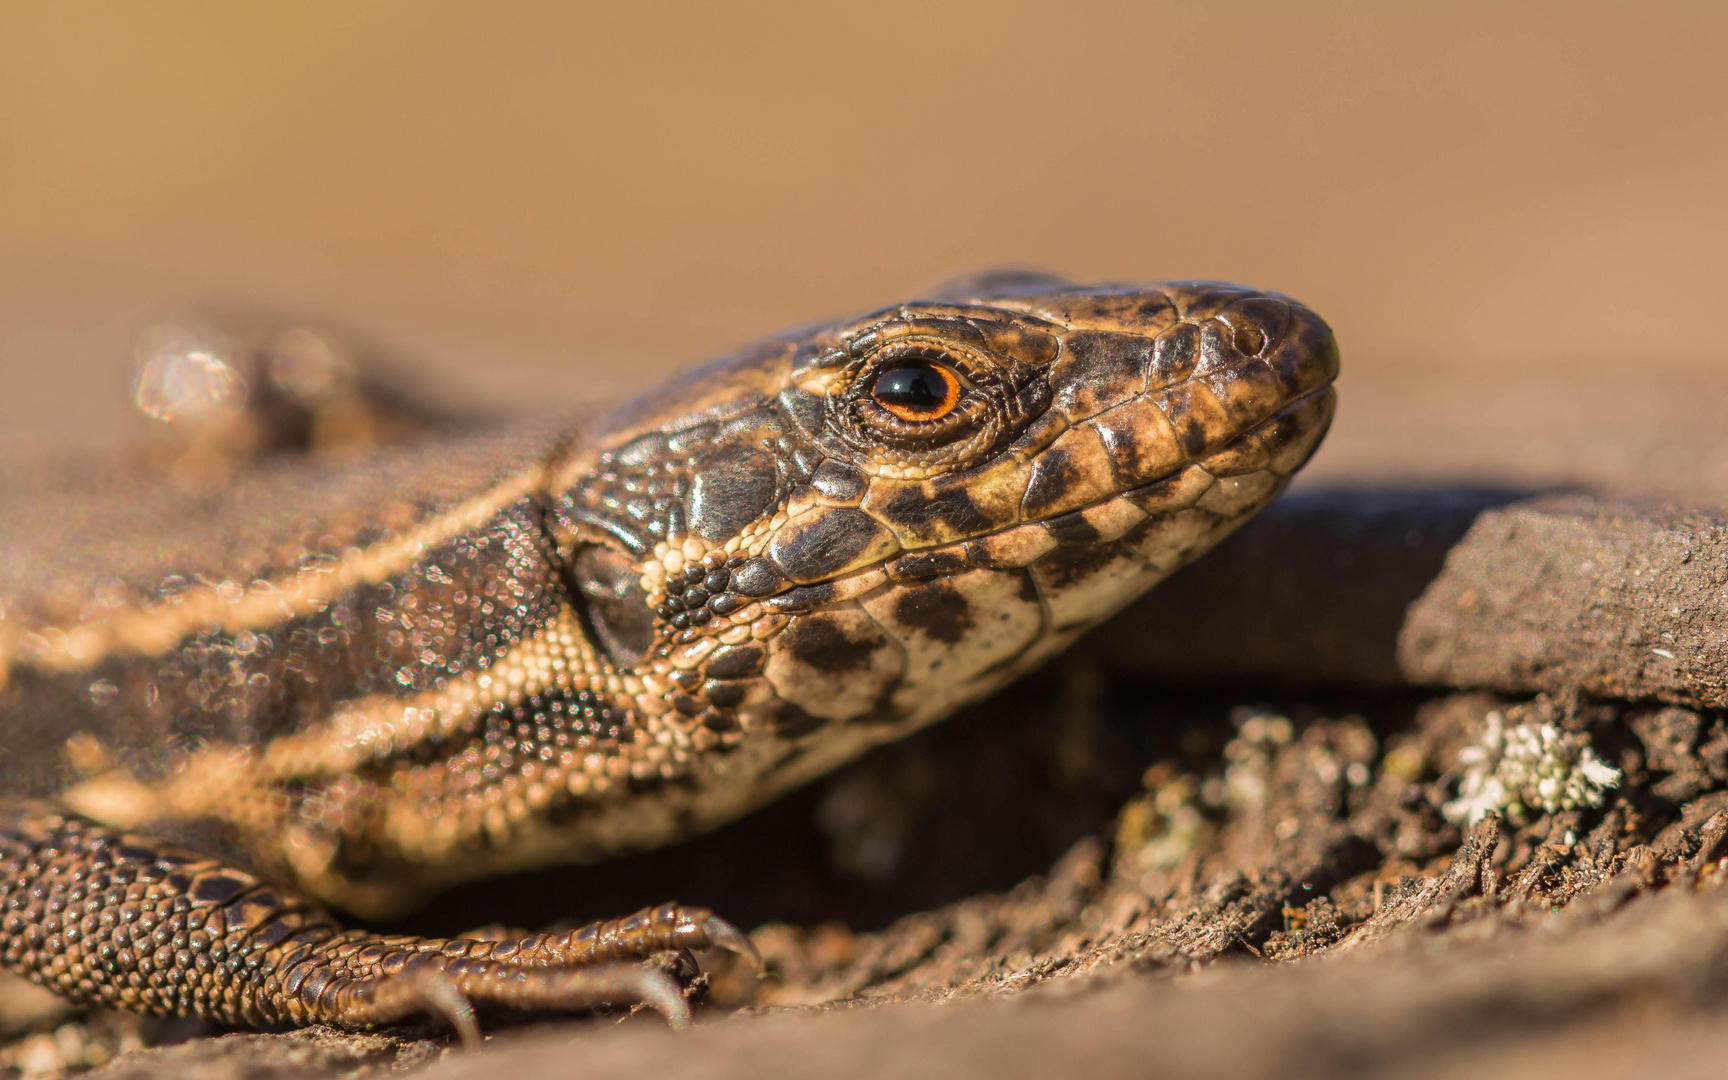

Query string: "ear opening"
[[566, 545, 656, 669]]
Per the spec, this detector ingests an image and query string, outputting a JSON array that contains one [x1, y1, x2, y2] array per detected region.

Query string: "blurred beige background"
[[2, 2, 1725, 489]]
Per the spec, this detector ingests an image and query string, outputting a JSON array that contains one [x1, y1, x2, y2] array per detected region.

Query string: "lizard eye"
[[870, 360, 962, 422], [838, 339, 1006, 460], [570, 546, 655, 668]]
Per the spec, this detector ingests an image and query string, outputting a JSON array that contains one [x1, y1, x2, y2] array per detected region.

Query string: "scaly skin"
[[0, 273, 1338, 1041]]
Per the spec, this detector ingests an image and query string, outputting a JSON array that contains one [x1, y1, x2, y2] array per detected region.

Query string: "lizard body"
[[0, 274, 1337, 1038]]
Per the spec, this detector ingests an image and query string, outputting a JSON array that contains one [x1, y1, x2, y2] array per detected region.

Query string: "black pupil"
[[873, 364, 949, 412]]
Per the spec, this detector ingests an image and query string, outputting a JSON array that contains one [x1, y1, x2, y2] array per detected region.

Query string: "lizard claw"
[[701, 914, 763, 974]]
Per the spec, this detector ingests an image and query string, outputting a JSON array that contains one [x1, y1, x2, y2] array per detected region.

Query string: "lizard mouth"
[[753, 382, 1337, 615]]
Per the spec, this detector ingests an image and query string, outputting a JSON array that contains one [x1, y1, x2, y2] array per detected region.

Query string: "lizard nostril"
[[1232, 324, 1267, 357]]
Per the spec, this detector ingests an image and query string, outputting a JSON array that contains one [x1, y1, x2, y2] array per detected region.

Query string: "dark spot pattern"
[[885, 548, 972, 581], [767, 509, 894, 583], [189, 874, 249, 905], [1028, 527, 1167, 592], [873, 484, 992, 542], [1021, 447, 1085, 520], [891, 581, 976, 644], [1154, 382, 1229, 458], [783, 615, 883, 674], [1044, 509, 1103, 546]]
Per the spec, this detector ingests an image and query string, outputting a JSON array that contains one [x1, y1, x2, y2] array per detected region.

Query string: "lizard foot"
[[0, 803, 753, 1047]]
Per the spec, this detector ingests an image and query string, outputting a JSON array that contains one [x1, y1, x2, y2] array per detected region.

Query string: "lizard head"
[[549, 274, 1337, 777]]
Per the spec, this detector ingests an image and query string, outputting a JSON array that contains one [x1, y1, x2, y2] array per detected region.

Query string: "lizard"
[[0, 272, 1338, 1044]]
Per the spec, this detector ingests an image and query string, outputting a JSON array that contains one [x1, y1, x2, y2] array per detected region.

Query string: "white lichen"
[[1222, 708, 1294, 813], [1443, 710, 1622, 825]]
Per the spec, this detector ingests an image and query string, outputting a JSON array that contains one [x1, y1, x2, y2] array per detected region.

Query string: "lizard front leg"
[[0, 802, 753, 1046]]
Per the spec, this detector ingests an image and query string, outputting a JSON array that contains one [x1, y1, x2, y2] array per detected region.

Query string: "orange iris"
[[870, 361, 962, 422]]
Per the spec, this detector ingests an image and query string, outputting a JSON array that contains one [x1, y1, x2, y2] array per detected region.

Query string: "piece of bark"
[[1400, 495, 1728, 708]]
